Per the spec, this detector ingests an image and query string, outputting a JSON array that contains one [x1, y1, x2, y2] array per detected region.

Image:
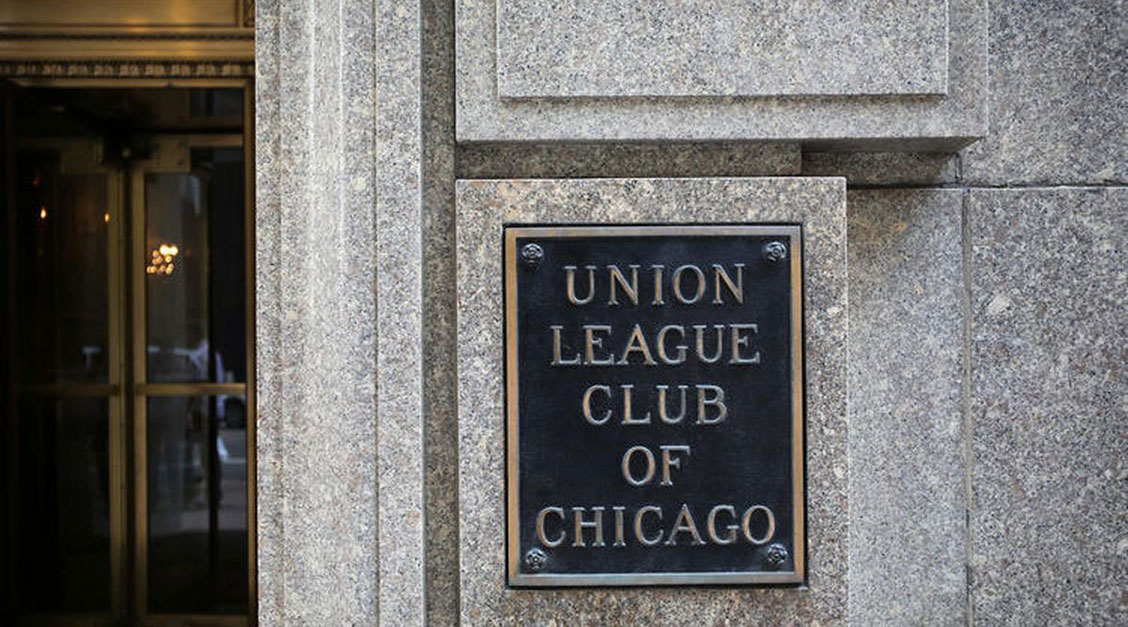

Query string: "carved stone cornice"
[[0, 59, 253, 78]]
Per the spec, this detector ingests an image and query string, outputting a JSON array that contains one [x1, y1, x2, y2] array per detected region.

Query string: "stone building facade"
[[1, 0, 1124, 625]]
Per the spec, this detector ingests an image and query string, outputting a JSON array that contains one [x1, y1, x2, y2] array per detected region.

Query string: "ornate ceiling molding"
[[0, 59, 253, 79], [0, 0, 254, 76]]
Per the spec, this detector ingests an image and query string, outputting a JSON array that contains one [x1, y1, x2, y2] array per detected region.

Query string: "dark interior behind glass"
[[2, 84, 250, 624]]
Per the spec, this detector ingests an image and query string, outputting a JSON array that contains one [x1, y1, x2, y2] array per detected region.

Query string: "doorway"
[[3, 83, 255, 626]]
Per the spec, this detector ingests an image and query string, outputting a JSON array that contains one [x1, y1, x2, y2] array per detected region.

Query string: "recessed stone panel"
[[847, 189, 967, 625], [456, 178, 846, 623], [497, 0, 948, 98], [456, 0, 986, 148]]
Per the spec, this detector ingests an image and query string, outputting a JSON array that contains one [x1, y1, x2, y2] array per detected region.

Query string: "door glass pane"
[[147, 394, 247, 614], [14, 396, 111, 612], [5, 86, 253, 623], [145, 148, 246, 383], [13, 149, 110, 383]]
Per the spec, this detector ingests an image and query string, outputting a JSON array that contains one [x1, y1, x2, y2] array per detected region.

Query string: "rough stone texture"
[[375, 0, 426, 623], [803, 152, 959, 186], [457, 142, 801, 178], [256, 0, 424, 624], [967, 188, 1128, 626], [959, 1, 1128, 185], [456, 178, 847, 625], [255, 0, 376, 621], [847, 190, 967, 625], [422, 0, 461, 622], [497, 0, 947, 98], [456, 0, 986, 147]]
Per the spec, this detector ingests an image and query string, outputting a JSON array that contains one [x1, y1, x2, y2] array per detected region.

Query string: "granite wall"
[[256, 0, 1126, 624], [256, 0, 424, 624]]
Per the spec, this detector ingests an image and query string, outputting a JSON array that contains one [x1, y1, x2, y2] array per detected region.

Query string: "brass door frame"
[[129, 131, 250, 627], [5, 79, 257, 627]]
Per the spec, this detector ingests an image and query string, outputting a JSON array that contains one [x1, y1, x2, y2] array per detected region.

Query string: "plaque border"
[[504, 224, 805, 587]]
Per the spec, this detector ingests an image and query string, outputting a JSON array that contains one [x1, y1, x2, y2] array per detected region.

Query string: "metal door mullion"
[[129, 163, 149, 623], [243, 81, 258, 624], [139, 382, 247, 396], [106, 167, 127, 621]]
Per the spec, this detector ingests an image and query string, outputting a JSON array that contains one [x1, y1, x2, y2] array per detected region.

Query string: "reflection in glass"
[[5, 86, 251, 622], [147, 395, 247, 614], [15, 397, 111, 612], [145, 148, 246, 383], [14, 150, 110, 383]]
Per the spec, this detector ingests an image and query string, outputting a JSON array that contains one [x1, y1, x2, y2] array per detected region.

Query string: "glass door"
[[4, 84, 254, 627], [6, 135, 128, 624], [131, 134, 252, 624]]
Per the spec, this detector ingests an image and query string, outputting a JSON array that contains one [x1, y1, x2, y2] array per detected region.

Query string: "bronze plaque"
[[505, 225, 805, 587]]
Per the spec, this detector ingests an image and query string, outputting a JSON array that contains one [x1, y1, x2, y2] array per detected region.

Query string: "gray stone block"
[[456, 0, 987, 148], [847, 189, 967, 625], [456, 177, 847, 624], [960, 1, 1128, 185], [497, 0, 948, 98], [803, 152, 959, 186], [968, 188, 1128, 625], [375, 0, 427, 622], [457, 142, 801, 178]]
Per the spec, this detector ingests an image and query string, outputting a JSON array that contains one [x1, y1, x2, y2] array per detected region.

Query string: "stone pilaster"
[[255, 0, 423, 624]]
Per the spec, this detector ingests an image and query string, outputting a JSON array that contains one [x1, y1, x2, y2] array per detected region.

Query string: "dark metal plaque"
[[505, 225, 805, 587]]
